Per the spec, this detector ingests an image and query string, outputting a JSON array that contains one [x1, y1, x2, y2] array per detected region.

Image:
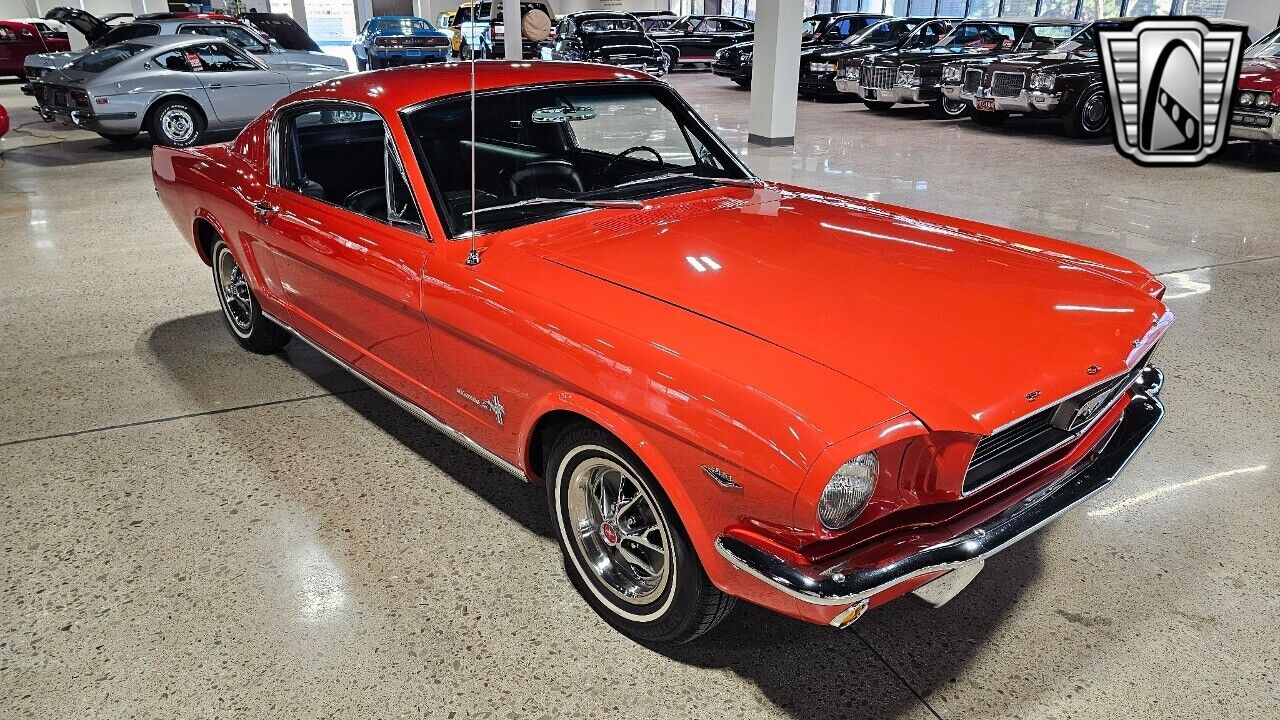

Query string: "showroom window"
[[1000, 0, 1039, 16], [1042, 0, 1089, 19]]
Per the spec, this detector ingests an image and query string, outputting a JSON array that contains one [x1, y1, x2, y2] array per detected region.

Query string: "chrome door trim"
[[264, 311, 528, 480]]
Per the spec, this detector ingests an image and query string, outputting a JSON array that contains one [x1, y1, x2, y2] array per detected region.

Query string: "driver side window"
[[277, 106, 423, 231], [183, 42, 260, 72]]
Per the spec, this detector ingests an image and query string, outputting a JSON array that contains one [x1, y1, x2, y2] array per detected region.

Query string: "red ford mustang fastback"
[[153, 61, 1170, 644]]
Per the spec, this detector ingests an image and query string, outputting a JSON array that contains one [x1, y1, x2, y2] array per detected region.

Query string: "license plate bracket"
[[976, 98, 997, 112]]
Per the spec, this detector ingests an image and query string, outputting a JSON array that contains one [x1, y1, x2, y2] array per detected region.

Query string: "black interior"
[[283, 115, 424, 226]]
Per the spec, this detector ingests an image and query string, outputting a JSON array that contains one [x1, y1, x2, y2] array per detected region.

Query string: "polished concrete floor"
[[2, 71, 1278, 719]]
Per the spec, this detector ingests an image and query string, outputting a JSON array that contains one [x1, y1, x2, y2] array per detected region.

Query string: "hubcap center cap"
[[600, 520, 620, 546]]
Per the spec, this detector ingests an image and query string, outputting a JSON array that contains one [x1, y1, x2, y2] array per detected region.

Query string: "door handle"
[[207, 83, 223, 89], [253, 201, 279, 222]]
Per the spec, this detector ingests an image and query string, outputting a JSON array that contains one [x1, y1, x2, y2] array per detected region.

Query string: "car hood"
[[873, 45, 1005, 65], [1240, 57, 1280, 91], [981, 50, 1098, 72], [263, 49, 348, 70], [524, 187, 1168, 435], [24, 49, 84, 70]]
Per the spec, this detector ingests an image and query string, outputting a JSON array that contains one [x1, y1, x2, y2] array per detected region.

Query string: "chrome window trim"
[[264, 311, 528, 480]]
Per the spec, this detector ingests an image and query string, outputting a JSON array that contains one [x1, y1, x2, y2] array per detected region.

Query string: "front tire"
[[929, 97, 970, 119], [211, 239, 291, 354], [547, 423, 735, 645], [148, 98, 205, 148], [1062, 86, 1111, 139], [733, 78, 750, 88]]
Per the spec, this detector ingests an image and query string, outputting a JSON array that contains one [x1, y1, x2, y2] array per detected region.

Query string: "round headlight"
[[818, 452, 878, 530], [1239, 91, 1255, 107], [1255, 93, 1272, 109]]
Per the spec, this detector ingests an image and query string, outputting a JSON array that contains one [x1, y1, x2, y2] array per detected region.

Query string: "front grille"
[[991, 71, 1025, 98], [863, 64, 897, 90], [963, 68, 982, 94], [963, 367, 1142, 493]]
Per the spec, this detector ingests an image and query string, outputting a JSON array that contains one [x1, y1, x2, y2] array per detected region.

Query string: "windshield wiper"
[[610, 171, 765, 190], [464, 197, 644, 217]]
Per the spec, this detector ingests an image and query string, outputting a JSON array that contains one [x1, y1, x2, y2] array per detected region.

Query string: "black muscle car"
[[650, 14, 753, 69], [711, 13, 887, 87], [541, 11, 666, 75], [806, 17, 957, 98], [846, 17, 1085, 119]]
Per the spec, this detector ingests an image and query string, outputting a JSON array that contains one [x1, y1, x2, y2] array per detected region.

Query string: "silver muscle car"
[[22, 12, 346, 88], [31, 36, 346, 146]]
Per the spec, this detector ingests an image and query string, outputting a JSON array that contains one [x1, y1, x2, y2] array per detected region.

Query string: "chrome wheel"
[[566, 457, 671, 605], [161, 106, 196, 145], [214, 246, 253, 338], [1081, 91, 1110, 133]]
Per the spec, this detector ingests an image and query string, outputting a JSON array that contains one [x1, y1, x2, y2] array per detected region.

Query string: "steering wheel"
[[603, 145, 664, 181]]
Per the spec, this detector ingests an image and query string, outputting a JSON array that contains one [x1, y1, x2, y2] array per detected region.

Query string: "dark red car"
[[0, 20, 70, 78], [1229, 27, 1280, 144]]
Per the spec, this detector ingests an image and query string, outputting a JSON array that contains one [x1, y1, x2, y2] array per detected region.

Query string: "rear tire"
[[147, 98, 205, 148], [210, 239, 291, 354], [733, 78, 750, 88], [971, 109, 1009, 127], [1062, 86, 1111, 139], [929, 97, 970, 119], [547, 423, 735, 645], [356, 56, 368, 71], [863, 100, 895, 111]]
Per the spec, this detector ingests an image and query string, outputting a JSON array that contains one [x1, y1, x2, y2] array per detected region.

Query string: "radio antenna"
[[465, 15, 480, 266]]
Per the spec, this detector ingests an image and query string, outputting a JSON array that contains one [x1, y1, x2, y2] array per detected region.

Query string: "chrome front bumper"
[[942, 83, 1062, 113], [852, 83, 927, 104], [1229, 110, 1280, 141], [716, 365, 1165, 625]]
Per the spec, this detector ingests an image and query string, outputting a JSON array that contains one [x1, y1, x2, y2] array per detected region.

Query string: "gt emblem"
[[456, 388, 505, 426], [1025, 390, 1042, 402], [1086, 365, 1101, 375], [702, 466, 742, 489]]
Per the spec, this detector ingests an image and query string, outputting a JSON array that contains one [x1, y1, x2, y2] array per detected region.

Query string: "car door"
[[259, 104, 435, 398], [184, 41, 290, 127]]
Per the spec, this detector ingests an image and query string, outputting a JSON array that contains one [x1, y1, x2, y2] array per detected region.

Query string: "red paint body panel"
[[0, 21, 70, 76], [151, 63, 1171, 625], [0, 105, 9, 137], [1239, 57, 1280, 102]]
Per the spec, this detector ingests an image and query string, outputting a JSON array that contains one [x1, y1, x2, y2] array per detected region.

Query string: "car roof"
[[979, 17, 1085, 25], [371, 15, 426, 21], [285, 61, 651, 114], [566, 11, 637, 19], [124, 34, 236, 50]]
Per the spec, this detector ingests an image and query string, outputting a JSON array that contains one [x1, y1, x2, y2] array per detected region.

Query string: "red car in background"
[[1230, 26, 1280, 144], [152, 62, 1170, 645], [0, 104, 10, 137], [0, 20, 70, 78]]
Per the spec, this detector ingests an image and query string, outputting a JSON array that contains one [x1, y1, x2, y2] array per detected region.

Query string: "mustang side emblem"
[[1086, 365, 1101, 375], [456, 388, 505, 426], [1025, 390, 1042, 402], [702, 466, 742, 490]]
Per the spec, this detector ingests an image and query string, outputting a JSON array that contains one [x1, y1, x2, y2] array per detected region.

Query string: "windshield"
[[179, 25, 269, 54], [802, 16, 832, 38], [580, 17, 642, 33], [405, 84, 748, 236], [1245, 27, 1280, 58], [847, 19, 920, 47], [1053, 27, 1096, 54], [1018, 24, 1080, 51], [668, 16, 695, 32], [376, 18, 435, 32], [936, 23, 1022, 51], [248, 16, 320, 51], [70, 42, 147, 72]]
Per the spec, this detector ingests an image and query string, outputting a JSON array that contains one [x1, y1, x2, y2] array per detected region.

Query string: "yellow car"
[[446, 3, 472, 54]]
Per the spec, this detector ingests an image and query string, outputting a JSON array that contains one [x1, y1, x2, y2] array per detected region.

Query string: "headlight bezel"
[[810, 61, 835, 73], [942, 64, 962, 83], [895, 64, 917, 86], [839, 62, 860, 82], [1256, 92, 1272, 109], [1239, 91, 1256, 107], [817, 452, 879, 530], [1029, 71, 1057, 91]]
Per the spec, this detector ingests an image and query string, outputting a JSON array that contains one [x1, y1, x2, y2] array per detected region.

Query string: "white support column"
[[355, 0, 374, 27], [129, 0, 169, 16], [290, 0, 309, 33], [748, 0, 804, 146], [414, 0, 450, 22], [503, 0, 522, 59]]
